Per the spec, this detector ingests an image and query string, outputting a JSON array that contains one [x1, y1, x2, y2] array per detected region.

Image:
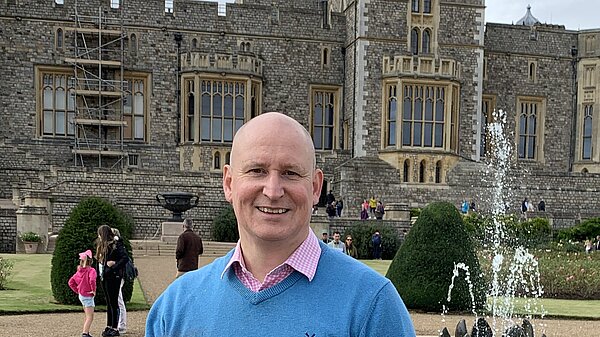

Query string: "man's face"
[[333, 233, 341, 243], [223, 114, 323, 246]]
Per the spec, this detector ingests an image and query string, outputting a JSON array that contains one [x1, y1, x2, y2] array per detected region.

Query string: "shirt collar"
[[221, 230, 321, 281]]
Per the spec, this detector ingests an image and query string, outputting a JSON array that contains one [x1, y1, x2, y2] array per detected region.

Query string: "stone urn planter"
[[156, 191, 200, 221], [20, 231, 42, 254]]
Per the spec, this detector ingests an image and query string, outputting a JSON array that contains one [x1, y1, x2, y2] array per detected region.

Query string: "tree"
[[386, 201, 486, 312], [50, 197, 134, 305]]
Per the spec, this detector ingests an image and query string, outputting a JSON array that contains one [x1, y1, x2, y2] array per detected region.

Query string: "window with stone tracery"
[[310, 86, 341, 151], [123, 75, 148, 141], [582, 105, 593, 160], [516, 97, 545, 160], [39, 70, 76, 137], [182, 75, 261, 143], [384, 81, 458, 152]]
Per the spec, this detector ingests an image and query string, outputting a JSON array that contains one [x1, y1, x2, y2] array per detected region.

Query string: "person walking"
[[336, 198, 344, 217], [96, 225, 128, 337], [68, 250, 97, 337], [175, 218, 204, 278], [146, 112, 415, 336], [368, 196, 377, 219], [372, 231, 383, 260]]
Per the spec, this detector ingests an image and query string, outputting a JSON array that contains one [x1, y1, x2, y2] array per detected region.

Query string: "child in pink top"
[[68, 250, 97, 337]]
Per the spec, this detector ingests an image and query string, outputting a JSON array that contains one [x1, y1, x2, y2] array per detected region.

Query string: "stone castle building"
[[1, 0, 599, 252]]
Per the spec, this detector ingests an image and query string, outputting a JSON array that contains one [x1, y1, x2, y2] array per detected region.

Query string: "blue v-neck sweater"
[[146, 242, 415, 337]]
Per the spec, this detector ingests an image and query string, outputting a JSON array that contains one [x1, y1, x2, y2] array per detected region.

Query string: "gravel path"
[[0, 254, 596, 337]]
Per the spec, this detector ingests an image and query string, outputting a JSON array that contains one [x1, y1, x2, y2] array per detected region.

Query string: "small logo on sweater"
[[305, 333, 315, 337]]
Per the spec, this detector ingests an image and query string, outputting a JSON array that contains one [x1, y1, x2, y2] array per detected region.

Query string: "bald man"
[[146, 112, 415, 337]]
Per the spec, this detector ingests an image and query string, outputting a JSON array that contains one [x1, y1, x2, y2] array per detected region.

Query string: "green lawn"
[[360, 258, 600, 319], [0, 254, 149, 314], [2, 254, 599, 318]]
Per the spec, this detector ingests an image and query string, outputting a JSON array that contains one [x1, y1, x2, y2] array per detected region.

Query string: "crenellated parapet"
[[382, 55, 460, 80], [180, 52, 263, 77]]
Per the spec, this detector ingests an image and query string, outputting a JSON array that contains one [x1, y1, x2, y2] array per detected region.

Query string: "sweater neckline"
[[226, 267, 304, 305]]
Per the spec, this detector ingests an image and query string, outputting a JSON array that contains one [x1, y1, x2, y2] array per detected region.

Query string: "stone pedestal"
[[384, 203, 411, 221], [161, 221, 183, 243], [310, 214, 330, 237], [16, 190, 51, 253]]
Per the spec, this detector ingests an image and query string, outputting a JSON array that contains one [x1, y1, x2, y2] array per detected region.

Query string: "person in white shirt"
[[327, 232, 346, 253]]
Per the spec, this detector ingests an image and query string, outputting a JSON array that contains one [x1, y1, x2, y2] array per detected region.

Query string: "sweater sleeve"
[[175, 234, 185, 260], [359, 281, 416, 337], [68, 274, 78, 294], [88, 268, 97, 293]]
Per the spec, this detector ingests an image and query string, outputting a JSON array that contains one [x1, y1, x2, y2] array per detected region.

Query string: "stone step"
[[130, 240, 235, 257]]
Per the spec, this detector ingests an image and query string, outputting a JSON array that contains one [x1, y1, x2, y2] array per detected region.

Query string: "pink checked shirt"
[[221, 231, 322, 292]]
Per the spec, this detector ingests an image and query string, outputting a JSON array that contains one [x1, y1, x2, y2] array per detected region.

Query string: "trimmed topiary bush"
[[212, 205, 239, 242], [50, 197, 134, 305], [386, 201, 486, 312], [342, 222, 401, 260], [556, 217, 600, 242]]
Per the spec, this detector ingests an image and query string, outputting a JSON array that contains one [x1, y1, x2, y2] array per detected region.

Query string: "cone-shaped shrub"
[[212, 205, 239, 242], [386, 201, 486, 312], [51, 197, 134, 305]]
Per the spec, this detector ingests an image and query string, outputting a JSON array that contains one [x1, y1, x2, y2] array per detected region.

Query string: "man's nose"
[[262, 173, 284, 199]]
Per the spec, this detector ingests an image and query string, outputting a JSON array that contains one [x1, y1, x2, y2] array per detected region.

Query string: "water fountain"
[[440, 110, 547, 337]]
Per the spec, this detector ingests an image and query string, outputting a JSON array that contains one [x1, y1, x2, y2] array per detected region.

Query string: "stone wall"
[[2, 0, 600, 244], [0, 209, 17, 253]]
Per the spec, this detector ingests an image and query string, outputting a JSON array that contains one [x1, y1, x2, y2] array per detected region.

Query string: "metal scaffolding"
[[67, 1, 126, 169]]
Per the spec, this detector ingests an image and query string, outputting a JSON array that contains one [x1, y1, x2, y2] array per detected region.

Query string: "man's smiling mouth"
[[257, 207, 288, 214]]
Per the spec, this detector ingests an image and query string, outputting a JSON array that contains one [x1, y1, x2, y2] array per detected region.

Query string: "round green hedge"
[[50, 197, 134, 305], [342, 222, 401, 260], [557, 217, 600, 242], [386, 201, 486, 312], [212, 205, 239, 242]]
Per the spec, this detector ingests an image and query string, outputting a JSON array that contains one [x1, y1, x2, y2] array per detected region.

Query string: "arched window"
[[130, 33, 138, 56], [403, 159, 410, 182], [419, 160, 426, 183], [529, 62, 536, 82], [186, 79, 195, 141], [582, 105, 593, 160], [214, 151, 221, 169], [386, 84, 397, 146], [56, 28, 63, 50], [323, 48, 329, 66], [192, 38, 198, 49], [422, 29, 431, 54], [411, 28, 420, 55], [225, 152, 231, 165], [435, 160, 442, 183]]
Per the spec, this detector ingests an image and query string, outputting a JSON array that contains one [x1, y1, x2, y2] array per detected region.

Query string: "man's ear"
[[223, 164, 233, 203], [312, 169, 324, 206]]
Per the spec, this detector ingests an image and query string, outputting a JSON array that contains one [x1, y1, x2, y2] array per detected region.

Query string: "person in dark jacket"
[[176, 218, 204, 278], [96, 224, 128, 337]]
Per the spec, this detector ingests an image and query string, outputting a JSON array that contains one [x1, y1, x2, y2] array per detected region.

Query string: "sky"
[[485, 0, 599, 31], [217, 0, 599, 31]]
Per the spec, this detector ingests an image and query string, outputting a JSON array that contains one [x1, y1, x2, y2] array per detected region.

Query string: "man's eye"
[[248, 168, 265, 174], [284, 171, 299, 176]]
